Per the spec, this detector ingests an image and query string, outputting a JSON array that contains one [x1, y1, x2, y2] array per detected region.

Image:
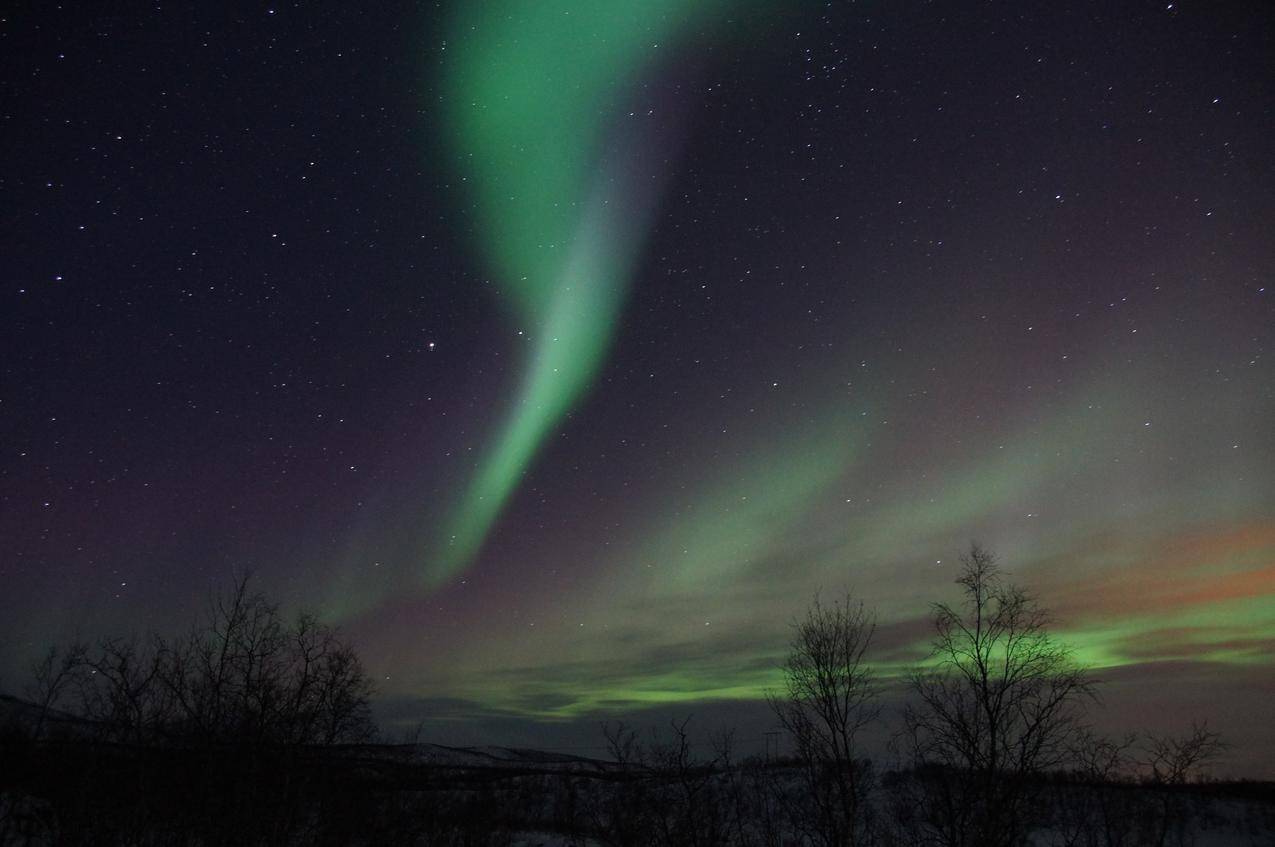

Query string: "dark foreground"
[[2, 732, 1273, 847]]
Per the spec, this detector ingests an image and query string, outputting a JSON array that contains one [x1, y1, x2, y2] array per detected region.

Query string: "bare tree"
[[1143, 721, 1225, 787], [602, 719, 642, 767], [770, 592, 879, 846], [1142, 722, 1226, 847], [1050, 729, 1141, 847], [59, 574, 376, 747], [648, 716, 727, 847], [595, 717, 735, 847], [900, 545, 1095, 847], [24, 641, 86, 739], [594, 720, 653, 846], [78, 634, 171, 743], [11, 577, 380, 844]]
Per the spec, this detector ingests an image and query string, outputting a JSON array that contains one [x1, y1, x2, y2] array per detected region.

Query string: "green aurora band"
[[384, 2, 1275, 768], [410, 363, 1275, 719], [434, 0, 736, 582]]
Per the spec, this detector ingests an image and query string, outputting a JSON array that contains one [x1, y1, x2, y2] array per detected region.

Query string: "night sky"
[[3, 2, 1273, 773]]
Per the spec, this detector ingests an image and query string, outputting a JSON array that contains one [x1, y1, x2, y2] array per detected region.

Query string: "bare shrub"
[[1141, 722, 1227, 847]]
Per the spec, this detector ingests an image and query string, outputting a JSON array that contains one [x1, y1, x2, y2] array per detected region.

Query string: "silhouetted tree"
[[23, 641, 86, 740], [1142, 722, 1226, 847], [149, 574, 375, 746], [7, 575, 377, 845], [60, 575, 375, 748], [900, 545, 1095, 847], [770, 592, 879, 846], [594, 717, 735, 847], [1051, 729, 1141, 847]]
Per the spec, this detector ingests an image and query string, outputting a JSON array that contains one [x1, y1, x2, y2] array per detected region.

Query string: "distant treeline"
[[2, 551, 1271, 846]]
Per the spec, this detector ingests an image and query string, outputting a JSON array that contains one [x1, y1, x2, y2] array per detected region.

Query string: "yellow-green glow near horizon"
[[8, 0, 1275, 782], [413, 370, 1275, 720]]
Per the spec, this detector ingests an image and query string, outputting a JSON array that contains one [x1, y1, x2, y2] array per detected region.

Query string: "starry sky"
[[2, 2, 1273, 773]]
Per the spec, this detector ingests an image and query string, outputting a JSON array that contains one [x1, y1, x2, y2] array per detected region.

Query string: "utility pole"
[[764, 731, 782, 763]]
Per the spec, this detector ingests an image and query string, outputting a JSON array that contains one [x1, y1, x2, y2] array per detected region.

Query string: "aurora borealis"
[[434, 0, 728, 580], [2, 1, 1273, 775]]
